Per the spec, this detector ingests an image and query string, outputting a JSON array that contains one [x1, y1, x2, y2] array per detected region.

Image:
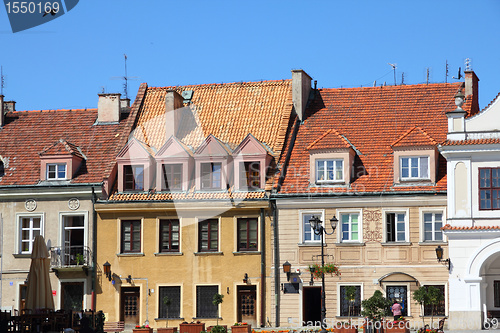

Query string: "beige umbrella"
[[25, 235, 54, 310]]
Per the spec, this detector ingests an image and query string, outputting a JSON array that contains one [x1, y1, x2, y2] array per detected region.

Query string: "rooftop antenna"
[[453, 67, 462, 80], [388, 63, 397, 85], [426, 68, 430, 84], [465, 57, 472, 71], [110, 54, 139, 100], [0, 66, 4, 95], [401, 72, 405, 85], [445, 60, 449, 83]]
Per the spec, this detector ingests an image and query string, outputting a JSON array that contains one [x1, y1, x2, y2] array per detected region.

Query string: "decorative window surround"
[[309, 149, 355, 186], [117, 138, 154, 192], [393, 147, 438, 184], [155, 136, 194, 192]]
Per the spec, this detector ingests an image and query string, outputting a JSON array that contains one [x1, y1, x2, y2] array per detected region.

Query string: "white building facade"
[[440, 78, 500, 330]]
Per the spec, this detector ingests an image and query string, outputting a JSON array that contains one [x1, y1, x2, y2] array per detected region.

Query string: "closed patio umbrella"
[[25, 235, 54, 310]]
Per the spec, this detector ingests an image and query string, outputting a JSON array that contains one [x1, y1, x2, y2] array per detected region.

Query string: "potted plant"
[[361, 290, 391, 333], [133, 324, 153, 333], [413, 286, 443, 330], [158, 296, 178, 333], [179, 321, 205, 333], [209, 293, 227, 333], [76, 253, 84, 265], [230, 322, 251, 333]]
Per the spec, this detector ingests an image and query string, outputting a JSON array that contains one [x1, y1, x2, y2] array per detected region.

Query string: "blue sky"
[[1, 0, 499, 111]]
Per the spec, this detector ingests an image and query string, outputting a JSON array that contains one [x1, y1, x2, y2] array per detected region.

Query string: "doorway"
[[237, 286, 257, 327], [386, 286, 408, 316], [121, 287, 140, 329], [61, 282, 84, 311], [303, 287, 321, 326]]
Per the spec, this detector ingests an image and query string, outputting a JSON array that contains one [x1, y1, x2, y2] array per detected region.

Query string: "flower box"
[[179, 322, 205, 333], [208, 325, 228, 332], [158, 328, 178, 333], [133, 328, 153, 333], [231, 324, 251, 333]]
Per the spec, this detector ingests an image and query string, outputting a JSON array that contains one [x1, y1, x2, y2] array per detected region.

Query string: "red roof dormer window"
[[116, 138, 154, 192], [155, 136, 194, 192], [233, 134, 272, 191], [194, 135, 231, 191], [47, 163, 67, 180]]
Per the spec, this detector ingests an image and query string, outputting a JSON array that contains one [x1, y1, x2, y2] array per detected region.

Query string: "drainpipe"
[[272, 200, 280, 327], [91, 187, 97, 311], [260, 208, 266, 328]]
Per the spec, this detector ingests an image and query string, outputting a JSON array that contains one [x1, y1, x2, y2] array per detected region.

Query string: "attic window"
[[124, 165, 144, 191], [316, 159, 343, 183], [400, 156, 429, 180], [47, 163, 66, 180]]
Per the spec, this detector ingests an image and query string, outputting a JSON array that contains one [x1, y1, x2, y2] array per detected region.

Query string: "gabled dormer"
[[194, 134, 232, 191], [391, 126, 439, 184], [307, 129, 355, 185], [232, 133, 272, 190], [116, 138, 155, 192], [155, 136, 194, 191], [39, 139, 85, 181]]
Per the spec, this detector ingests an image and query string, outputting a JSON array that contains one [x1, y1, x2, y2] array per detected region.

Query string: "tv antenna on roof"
[[110, 54, 139, 100], [453, 67, 462, 80], [0, 66, 4, 95], [388, 63, 397, 85], [465, 58, 472, 71]]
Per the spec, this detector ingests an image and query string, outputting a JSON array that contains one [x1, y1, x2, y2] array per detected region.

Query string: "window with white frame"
[[47, 163, 67, 180], [340, 285, 362, 317], [341, 213, 359, 242], [400, 156, 429, 180], [316, 159, 343, 183], [423, 212, 443, 241], [302, 212, 322, 243], [19, 216, 42, 254], [386, 212, 406, 242]]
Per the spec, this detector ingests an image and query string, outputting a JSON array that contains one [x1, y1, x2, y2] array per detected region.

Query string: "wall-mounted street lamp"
[[282, 261, 291, 281], [126, 275, 133, 284], [435, 245, 450, 270], [103, 261, 112, 281], [309, 215, 338, 333], [243, 273, 249, 284]]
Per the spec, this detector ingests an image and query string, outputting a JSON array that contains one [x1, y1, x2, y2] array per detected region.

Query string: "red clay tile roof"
[[134, 80, 293, 155], [441, 138, 500, 146], [0, 83, 146, 186], [307, 128, 351, 150], [391, 126, 438, 147], [277, 82, 465, 195], [442, 224, 500, 231], [110, 79, 293, 202], [39, 139, 86, 159]]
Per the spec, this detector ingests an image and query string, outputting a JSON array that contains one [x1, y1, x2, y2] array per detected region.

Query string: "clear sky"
[[1, 0, 499, 111]]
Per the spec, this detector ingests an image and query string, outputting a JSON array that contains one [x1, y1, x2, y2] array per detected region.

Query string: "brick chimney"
[[97, 93, 121, 123], [165, 89, 183, 138], [292, 69, 312, 121], [464, 70, 479, 115]]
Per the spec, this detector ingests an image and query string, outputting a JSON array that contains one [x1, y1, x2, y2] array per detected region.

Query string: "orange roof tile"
[[39, 139, 86, 159], [277, 82, 465, 195], [442, 224, 500, 231], [0, 83, 146, 187], [307, 128, 351, 150], [391, 126, 438, 147], [441, 138, 500, 146]]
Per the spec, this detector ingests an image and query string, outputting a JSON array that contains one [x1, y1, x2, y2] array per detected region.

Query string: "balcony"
[[49, 245, 92, 277]]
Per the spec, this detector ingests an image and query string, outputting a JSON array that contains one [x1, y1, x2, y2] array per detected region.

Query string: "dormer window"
[[240, 161, 261, 189], [47, 163, 66, 180], [201, 162, 222, 189], [316, 159, 343, 183], [124, 165, 144, 191], [400, 156, 429, 180], [162, 164, 182, 191]]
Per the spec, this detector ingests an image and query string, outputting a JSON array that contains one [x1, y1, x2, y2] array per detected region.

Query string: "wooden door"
[[121, 287, 140, 328], [237, 286, 257, 327]]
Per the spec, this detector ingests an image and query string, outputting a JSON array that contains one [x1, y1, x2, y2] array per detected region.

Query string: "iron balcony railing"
[[49, 245, 92, 268]]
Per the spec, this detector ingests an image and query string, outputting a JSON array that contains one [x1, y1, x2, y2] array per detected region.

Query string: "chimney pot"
[[165, 90, 183, 138], [291, 69, 312, 121], [98, 93, 121, 123], [4, 100, 15, 112]]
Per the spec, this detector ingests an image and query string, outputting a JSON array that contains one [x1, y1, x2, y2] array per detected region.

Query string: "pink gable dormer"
[[194, 134, 232, 191], [39, 139, 85, 181], [116, 138, 155, 192], [155, 136, 194, 191], [232, 133, 272, 190]]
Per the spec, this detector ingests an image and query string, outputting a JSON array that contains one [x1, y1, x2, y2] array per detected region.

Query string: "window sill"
[[155, 252, 183, 256], [194, 252, 223, 256], [335, 242, 365, 247], [394, 181, 434, 187], [13, 254, 31, 258], [381, 242, 412, 246], [117, 253, 145, 257], [192, 317, 222, 320], [155, 317, 184, 321], [418, 241, 447, 246], [233, 251, 261, 255], [298, 242, 324, 247]]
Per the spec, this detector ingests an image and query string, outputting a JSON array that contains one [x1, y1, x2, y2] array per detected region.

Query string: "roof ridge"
[[149, 79, 292, 90], [318, 81, 462, 93], [10, 108, 97, 113]]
